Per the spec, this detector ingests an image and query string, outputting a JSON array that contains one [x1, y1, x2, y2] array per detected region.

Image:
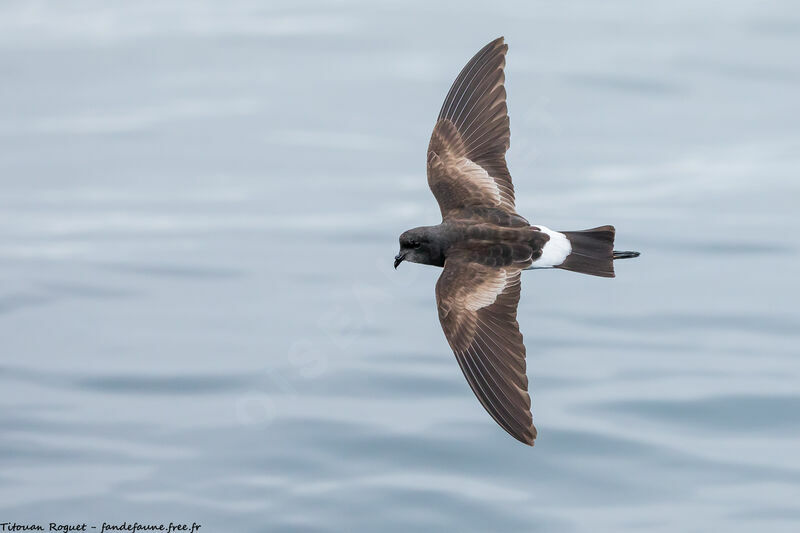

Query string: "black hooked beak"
[[394, 252, 406, 269]]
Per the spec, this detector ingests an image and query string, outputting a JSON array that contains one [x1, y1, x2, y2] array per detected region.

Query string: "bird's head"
[[395, 227, 443, 268]]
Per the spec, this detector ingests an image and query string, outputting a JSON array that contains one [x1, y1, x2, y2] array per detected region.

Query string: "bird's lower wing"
[[435, 257, 535, 445]]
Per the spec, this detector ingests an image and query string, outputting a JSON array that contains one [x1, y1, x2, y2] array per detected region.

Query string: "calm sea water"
[[2, 1, 799, 531]]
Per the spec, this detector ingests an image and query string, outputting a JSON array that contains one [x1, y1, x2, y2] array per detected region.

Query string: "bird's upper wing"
[[435, 256, 535, 445], [427, 37, 518, 219]]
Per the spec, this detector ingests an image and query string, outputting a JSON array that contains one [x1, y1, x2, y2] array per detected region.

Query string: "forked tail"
[[557, 225, 639, 278]]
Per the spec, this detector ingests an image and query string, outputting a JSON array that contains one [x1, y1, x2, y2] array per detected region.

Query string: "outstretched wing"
[[427, 37, 517, 219], [435, 257, 536, 445]]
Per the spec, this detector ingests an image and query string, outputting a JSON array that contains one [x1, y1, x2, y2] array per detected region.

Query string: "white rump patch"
[[454, 156, 502, 206], [530, 225, 571, 268], [465, 270, 507, 311]]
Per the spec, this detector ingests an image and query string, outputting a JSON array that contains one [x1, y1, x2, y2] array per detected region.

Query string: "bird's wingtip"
[[516, 424, 537, 447]]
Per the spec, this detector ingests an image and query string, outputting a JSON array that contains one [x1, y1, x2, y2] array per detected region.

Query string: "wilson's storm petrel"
[[394, 37, 640, 445]]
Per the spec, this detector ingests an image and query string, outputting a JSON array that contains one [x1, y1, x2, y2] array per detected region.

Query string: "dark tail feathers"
[[557, 225, 639, 278]]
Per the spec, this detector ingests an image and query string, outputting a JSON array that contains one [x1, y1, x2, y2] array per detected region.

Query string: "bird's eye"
[[410, 241, 421, 249]]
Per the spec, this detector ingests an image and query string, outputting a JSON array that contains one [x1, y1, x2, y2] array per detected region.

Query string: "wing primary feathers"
[[463, 345, 525, 437], [470, 340, 530, 414], [451, 54, 502, 131], [456, 345, 520, 439], [439, 40, 498, 122], [473, 323, 526, 382], [456, 62, 505, 137]]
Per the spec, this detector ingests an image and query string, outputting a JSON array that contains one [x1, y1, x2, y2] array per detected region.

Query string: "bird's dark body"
[[401, 213, 549, 269], [393, 37, 639, 446]]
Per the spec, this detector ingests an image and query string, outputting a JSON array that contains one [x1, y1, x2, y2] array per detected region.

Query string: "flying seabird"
[[394, 37, 640, 446]]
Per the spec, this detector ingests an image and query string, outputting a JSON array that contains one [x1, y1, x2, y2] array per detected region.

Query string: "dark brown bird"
[[394, 37, 639, 446]]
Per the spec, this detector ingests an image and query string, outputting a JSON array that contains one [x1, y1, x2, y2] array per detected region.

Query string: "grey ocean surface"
[[1, 1, 799, 531]]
